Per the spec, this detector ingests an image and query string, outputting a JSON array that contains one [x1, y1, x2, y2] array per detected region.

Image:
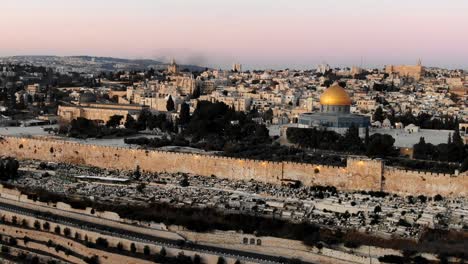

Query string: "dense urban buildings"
[[0, 55, 467, 264], [1, 1, 468, 262]]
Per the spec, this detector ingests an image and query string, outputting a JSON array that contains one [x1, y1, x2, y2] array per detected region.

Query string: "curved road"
[[0, 201, 317, 264]]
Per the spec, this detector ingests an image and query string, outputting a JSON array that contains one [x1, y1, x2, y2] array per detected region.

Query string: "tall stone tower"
[[167, 58, 179, 74]]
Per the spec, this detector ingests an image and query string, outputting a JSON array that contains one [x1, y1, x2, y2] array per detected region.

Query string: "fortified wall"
[[0, 136, 466, 196]]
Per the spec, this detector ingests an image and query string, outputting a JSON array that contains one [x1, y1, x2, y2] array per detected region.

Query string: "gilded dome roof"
[[320, 83, 352, 106]]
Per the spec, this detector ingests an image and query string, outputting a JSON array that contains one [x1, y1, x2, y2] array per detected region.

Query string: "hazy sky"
[[1, 0, 467, 69]]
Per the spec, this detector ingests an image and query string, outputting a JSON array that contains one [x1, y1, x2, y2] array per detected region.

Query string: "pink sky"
[[1, 0, 467, 69]]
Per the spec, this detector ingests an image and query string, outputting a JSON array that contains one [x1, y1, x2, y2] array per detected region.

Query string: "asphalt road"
[[0, 201, 317, 264]]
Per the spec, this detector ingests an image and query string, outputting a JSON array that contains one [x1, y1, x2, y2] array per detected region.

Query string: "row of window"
[[242, 237, 261, 246], [321, 105, 348, 113]]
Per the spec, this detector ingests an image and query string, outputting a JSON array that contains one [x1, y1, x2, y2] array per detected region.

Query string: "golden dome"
[[320, 83, 352, 106]]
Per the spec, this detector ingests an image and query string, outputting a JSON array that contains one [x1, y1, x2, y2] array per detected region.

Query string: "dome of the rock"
[[320, 83, 352, 106]]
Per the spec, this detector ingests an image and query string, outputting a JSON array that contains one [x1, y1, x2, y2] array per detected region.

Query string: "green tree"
[[84, 255, 99, 264], [106, 115, 124, 128], [253, 125, 270, 143], [263, 108, 274, 122], [179, 176, 189, 187], [364, 126, 370, 145], [366, 133, 396, 157], [160, 247, 167, 257], [117, 242, 123, 251], [136, 109, 151, 130], [193, 254, 202, 264], [9, 237, 17, 246], [136, 183, 146, 192], [133, 165, 141, 180], [1, 245, 9, 253], [217, 256, 226, 264], [452, 127, 463, 147], [342, 124, 363, 152], [192, 86, 201, 99], [124, 114, 137, 130], [373, 106, 384, 122], [143, 245, 150, 255], [179, 102, 191, 125], [166, 95, 175, 111], [63, 227, 71, 237], [460, 157, 468, 173]]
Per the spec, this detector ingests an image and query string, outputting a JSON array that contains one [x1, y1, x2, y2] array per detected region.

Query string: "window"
[[250, 238, 255, 245], [243, 237, 248, 244], [257, 239, 262, 246]]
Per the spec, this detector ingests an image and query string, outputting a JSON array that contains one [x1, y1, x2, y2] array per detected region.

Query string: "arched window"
[[250, 238, 255, 244], [257, 239, 262, 246], [243, 237, 248, 244]]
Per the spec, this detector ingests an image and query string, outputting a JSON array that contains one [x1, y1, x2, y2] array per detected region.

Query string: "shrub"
[[96, 237, 109, 248], [194, 254, 202, 264], [63, 227, 71, 237], [374, 205, 382, 213], [143, 245, 150, 255], [160, 247, 166, 257], [84, 255, 99, 264], [1, 245, 9, 253], [217, 257, 226, 264], [378, 255, 404, 264], [31, 256, 39, 264], [117, 242, 123, 251], [344, 240, 360, 248], [9, 237, 17, 246]]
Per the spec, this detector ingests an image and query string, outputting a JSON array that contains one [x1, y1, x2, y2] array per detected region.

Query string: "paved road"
[[0, 201, 317, 264]]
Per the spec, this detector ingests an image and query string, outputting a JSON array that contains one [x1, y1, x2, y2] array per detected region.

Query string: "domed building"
[[298, 83, 370, 128]]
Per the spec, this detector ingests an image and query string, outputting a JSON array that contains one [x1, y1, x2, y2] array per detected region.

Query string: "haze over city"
[[1, 0, 468, 69]]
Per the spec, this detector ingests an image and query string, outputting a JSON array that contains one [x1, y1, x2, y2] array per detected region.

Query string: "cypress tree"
[[166, 95, 175, 111]]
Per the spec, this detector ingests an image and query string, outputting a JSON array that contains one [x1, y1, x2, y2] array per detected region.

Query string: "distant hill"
[[0, 55, 208, 73]]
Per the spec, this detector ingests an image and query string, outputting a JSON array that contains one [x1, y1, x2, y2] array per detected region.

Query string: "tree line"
[[287, 125, 398, 158], [0, 157, 20, 181]]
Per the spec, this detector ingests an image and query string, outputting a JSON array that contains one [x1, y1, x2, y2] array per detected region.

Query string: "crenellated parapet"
[[0, 136, 466, 196]]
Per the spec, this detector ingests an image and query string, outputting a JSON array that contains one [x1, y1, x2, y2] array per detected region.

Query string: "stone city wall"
[[383, 168, 468, 197], [0, 136, 466, 196]]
